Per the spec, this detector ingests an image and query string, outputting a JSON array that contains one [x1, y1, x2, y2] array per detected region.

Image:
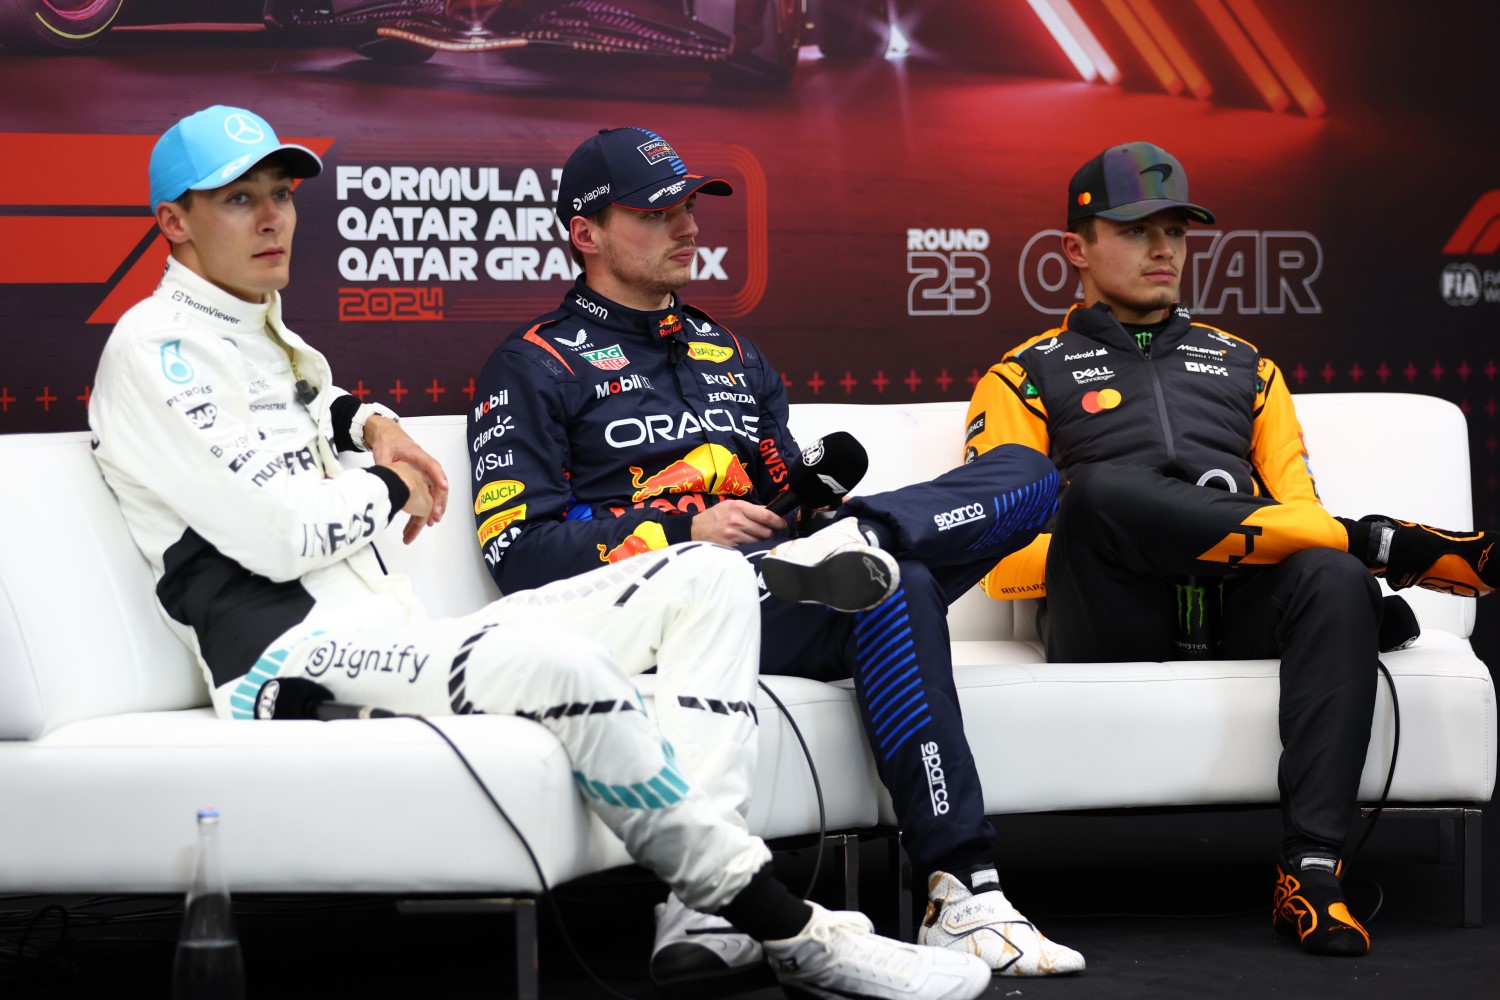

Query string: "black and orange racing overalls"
[[965, 301, 1380, 855]]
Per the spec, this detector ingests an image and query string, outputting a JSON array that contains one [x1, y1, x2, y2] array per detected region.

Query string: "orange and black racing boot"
[[1343, 515, 1497, 597], [1272, 854, 1370, 956]]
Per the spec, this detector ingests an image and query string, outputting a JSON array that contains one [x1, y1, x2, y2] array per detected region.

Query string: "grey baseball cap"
[[1067, 141, 1214, 225]]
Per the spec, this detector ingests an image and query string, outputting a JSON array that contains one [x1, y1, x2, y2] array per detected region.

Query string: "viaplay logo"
[[1441, 191, 1500, 307], [0, 133, 334, 324]]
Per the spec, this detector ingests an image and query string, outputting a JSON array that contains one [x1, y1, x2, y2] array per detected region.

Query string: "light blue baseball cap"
[[149, 105, 322, 212]]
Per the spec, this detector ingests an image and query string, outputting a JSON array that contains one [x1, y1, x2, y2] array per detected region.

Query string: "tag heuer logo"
[[581, 344, 630, 371]]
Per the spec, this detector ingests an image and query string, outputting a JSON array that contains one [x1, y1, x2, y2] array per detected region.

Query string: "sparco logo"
[[934, 502, 986, 531], [1185, 360, 1229, 377], [573, 294, 609, 320], [920, 741, 950, 815]]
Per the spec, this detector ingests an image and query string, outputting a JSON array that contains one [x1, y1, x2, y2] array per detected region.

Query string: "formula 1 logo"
[[1439, 192, 1500, 306], [0, 133, 335, 325]]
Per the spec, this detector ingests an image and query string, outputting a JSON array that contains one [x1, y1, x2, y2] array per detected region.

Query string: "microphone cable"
[[756, 679, 830, 899], [1342, 660, 1401, 925], [406, 714, 646, 1000], [408, 674, 835, 994]]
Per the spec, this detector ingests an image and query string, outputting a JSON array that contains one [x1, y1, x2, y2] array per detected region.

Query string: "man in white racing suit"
[[86, 104, 991, 1000]]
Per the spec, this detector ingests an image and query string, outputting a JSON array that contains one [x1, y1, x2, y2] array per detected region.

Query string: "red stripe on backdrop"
[[0, 134, 336, 207], [0, 217, 154, 283]]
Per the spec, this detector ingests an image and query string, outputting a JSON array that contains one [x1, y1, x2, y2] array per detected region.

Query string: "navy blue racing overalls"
[[469, 279, 1058, 869]]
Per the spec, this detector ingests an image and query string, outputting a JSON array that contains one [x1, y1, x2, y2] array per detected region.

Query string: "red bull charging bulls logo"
[[628, 442, 753, 503]]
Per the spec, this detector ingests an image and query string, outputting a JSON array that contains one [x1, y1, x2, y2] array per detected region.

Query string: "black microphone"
[[766, 432, 868, 517], [1378, 594, 1421, 652], [255, 677, 398, 721]]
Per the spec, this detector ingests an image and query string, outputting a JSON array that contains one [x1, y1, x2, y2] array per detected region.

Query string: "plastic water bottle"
[[173, 808, 246, 1000]]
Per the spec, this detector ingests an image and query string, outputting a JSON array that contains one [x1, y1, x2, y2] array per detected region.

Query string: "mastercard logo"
[[1082, 388, 1121, 412], [1078, 192, 1092, 207]]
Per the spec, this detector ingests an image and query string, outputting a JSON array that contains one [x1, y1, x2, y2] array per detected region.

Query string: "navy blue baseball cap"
[[1068, 141, 1214, 225], [149, 106, 322, 212], [557, 127, 732, 224]]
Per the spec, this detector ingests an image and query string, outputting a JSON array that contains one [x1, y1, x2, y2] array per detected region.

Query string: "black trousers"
[[1043, 463, 1381, 853]]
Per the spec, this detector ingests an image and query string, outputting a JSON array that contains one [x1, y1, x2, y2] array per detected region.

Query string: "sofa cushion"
[[0, 433, 205, 741]]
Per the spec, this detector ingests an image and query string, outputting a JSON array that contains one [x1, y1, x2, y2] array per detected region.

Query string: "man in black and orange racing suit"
[[965, 141, 1500, 959], [471, 126, 1087, 985]]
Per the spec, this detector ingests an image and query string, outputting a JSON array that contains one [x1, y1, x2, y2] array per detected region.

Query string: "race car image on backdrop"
[[0, 0, 898, 84]]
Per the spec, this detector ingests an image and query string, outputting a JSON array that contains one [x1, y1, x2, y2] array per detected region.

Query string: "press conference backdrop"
[[2, 0, 1497, 657]]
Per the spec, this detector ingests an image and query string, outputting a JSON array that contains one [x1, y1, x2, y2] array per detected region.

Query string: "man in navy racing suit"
[[470, 126, 1086, 981]]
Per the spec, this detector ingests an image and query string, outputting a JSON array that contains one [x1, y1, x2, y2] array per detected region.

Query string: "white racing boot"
[[920, 870, 1085, 976], [764, 902, 991, 999], [760, 517, 900, 612], [649, 892, 770, 998]]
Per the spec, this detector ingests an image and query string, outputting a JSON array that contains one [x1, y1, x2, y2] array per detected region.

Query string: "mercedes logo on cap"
[[223, 113, 265, 144]]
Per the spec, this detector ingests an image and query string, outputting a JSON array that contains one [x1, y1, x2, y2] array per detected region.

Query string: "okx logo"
[[1440, 191, 1500, 306]]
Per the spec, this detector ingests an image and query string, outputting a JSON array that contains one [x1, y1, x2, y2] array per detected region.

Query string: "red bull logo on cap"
[[628, 443, 753, 503]]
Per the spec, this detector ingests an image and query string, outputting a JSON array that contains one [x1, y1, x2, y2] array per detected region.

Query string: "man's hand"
[[691, 500, 786, 547], [365, 414, 449, 529], [389, 460, 436, 544]]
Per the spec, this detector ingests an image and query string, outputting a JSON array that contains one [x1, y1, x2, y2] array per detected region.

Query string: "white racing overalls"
[[89, 258, 767, 909]]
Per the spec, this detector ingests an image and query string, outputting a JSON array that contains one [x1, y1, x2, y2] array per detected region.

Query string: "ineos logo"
[[223, 113, 265, 144]]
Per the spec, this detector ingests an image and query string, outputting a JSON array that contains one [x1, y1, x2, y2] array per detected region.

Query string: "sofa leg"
[[1358, 805, 1483, 928], [888, 836, 914, 942], [1460, 807, 1482, 928], [831, 832, 860, 911], [397, 896, 538, 998]]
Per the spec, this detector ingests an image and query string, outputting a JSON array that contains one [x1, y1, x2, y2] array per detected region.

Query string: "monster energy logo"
[[1134, 331, 1154, 353], [1175, 580, 1224, 629]]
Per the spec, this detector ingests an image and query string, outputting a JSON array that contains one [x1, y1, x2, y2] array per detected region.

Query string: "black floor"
[[3, 804, 1495, 998]]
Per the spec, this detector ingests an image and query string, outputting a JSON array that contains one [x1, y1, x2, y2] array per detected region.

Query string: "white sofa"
[[1, 393, 1493, 982]]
